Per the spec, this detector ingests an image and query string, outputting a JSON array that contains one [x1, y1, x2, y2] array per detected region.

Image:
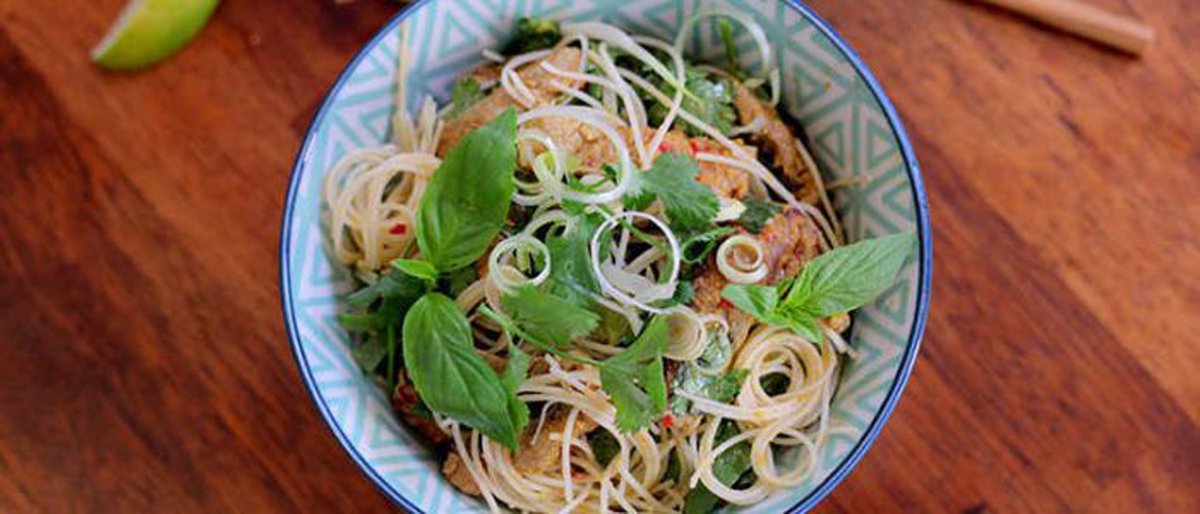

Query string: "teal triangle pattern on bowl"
[[280, 0, 932, 512]]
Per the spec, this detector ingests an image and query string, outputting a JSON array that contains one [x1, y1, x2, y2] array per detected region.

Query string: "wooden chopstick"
[[976, 0, 1154, 55]]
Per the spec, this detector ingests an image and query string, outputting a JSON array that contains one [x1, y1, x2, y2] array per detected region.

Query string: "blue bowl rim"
[[279, 1, 932, 512]]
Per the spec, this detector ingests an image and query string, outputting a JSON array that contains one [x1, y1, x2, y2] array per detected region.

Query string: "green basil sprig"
[[402, 293, 526, 450], [415, 108, 518, 272], [722, 232, 914, 341]]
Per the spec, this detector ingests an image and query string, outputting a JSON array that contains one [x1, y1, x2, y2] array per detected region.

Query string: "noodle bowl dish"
[[281, 1, 932, 512]]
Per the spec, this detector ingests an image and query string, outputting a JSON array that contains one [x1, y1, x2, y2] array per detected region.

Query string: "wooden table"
[[1, 0, 1196, 511]]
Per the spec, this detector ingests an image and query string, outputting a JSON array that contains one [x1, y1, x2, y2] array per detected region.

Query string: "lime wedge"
[[91, 0, 220, 70]]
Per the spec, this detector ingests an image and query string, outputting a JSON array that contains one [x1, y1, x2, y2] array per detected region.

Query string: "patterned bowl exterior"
[[280, 0, 932, 512]]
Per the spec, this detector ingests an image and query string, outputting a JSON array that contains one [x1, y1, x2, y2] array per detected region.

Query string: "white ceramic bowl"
[[281, 1, 932, 511]]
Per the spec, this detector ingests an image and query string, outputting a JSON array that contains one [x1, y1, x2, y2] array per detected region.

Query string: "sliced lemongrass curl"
[[500, 48, 552, 108], [589, 211, 681, 315], [664, 306, 708, 361], [716, 234, 767, 284], [487, 234, 551, 291], [561, 22, 683, 92], [631, 36, 687, 164], [518, 106, 635, 204], [513, 129, 566, 206], [539, 59, 649, 166]]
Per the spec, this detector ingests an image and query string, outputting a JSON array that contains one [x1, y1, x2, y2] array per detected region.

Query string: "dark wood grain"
[[1, 0, 1196, 512]]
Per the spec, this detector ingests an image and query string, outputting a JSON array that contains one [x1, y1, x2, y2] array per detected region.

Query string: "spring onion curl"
[[513, 129, 567, 206], [488, 234, 552, 292], [589, 211, 681, 315], [561, 22, 683, 93], [518, 106, 636, 204], [664, 306, 708, 362], [538, 58, 650, 166], [502, 49, 554, 108], [716, 234, 768, 284], [588, 44, 651, 166], [631, 36, 688, 164]]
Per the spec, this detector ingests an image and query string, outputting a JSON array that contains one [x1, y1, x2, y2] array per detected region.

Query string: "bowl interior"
[[282, 0, 929, 512]]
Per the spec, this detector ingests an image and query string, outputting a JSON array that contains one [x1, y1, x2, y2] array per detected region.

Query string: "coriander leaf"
[[649, 68, 737, 137], [600, 316, 669, 433], [402, 293, 521, 450], [783, 232, 914, 316], [672, 280, 695, 306], [683, 420, 753, 514], [706, 369, 749, 403], [416, 108, 518, 272], [587, 429, 620, 468], [447, 76, 484, 118], [501, 344, 532, 434], [502, 17, 562, 56], [681, 226, 735, 264], [627, 153, 720, 232], [594, 305, 634, 346], [737, 197, 781, 234], [392, 259, 438, 284], [501, 285, 599, 348], [545, 213, 603, 307]]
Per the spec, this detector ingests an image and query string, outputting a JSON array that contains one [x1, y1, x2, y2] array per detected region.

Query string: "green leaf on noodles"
[[625, 153, 719, 233], [501, 285, 599, 349], [720, 232, 914, 343], [415, 108, 517, 272], [600, 316, 669, 433], [402, 293, 524, 450]]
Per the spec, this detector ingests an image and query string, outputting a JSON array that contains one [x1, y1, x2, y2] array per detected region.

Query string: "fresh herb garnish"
[[683, 420, 753, 514], [489, 306, 670, 433], [680, 226, 735, 264], [415, 107, 518, 272], [501, 343, 532, 435], [721, 232, 914, 341], [446, 76, 484, 118], [391, 258, 439, 284], [672, 279, 696, 305], [625, 153, 720, 233], [717, 17, 741, 78], [599, 316, 670, 432], [737, 197, 781, 234], [401, 293, 525, 451], [545, 212, 604, 307], [344, 271, 426, 309], [648, 67, 737, 137], [502, 17, 562, 56], [670, 367, 748, 415], [501, 284, 600, 348]]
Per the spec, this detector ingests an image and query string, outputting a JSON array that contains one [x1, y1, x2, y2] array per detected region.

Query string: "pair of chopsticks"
[[974, 0, 1154, 56]]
